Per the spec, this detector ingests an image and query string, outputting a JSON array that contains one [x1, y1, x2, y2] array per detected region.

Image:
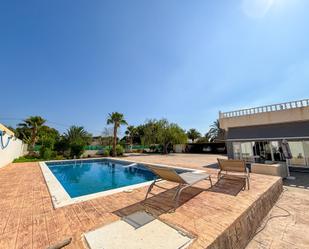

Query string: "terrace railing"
[[220, 99, 309, 118]]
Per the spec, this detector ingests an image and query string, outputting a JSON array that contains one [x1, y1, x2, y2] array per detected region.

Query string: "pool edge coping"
[[40, 157, 204, 209]]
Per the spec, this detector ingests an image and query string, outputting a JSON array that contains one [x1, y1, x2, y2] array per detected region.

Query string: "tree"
[[106, 112, 128, 157], [15, 126, 31, 143], [38, 126, 60, 160], [206, 119, 226, 142], [17, 116, 46, 151], [139, 119, 161, 146], [196, 134, 211, 143], [134, 125, 145, 144], [141, 119, 187, 154], [38, 126, 60, 147], [101, 127, 114, 148], [158, 120, 187, 154], [54, 135, 70, 156], [186, 128, 201, 143], [125, 125, 137, 150], [64, 126, 91, 158]]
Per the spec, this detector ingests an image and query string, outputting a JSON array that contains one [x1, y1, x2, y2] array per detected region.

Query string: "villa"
[[220, 99, 309, 170], [2, 0, 309, 247], [1, 117, 308, 249]]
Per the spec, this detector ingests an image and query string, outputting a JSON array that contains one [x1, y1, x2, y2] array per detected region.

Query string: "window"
[[289, 141, 306, 166], [240, 142, 254, 161], [233, 142, 241, 159], [303, 141, 309, 166], [233, 142, 254, 161]]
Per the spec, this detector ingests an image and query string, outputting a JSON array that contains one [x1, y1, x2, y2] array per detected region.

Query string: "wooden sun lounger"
[[144, 165, 212, 206], [217, 159, 250, 190]]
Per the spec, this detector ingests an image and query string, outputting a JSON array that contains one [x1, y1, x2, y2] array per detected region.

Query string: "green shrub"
[[39, 147, 54, 160], [13, 154, 42, 162], [24, 154, 40, 159], [54, 155, 65, 160], [115, 144, 124, 156], [41, 137, 55, 149], [103, 148, 110, 157], [70, 143, 84, 158], [13, 156, 41, 163]]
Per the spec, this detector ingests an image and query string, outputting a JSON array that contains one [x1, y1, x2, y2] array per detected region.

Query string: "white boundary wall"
[[0, 133, 27, 168]]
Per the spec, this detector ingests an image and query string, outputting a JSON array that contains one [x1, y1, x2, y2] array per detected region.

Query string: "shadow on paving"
[[113, 177, 245, 222], [284, 171, 309, 189], [202, 163, 219, 169], [208, 177, 246, 196], [113, 186, 204, 218]]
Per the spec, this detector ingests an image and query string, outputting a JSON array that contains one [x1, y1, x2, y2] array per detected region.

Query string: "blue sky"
[[1, 0, 309, 136]]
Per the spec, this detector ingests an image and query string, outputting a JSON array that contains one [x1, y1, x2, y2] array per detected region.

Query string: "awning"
[[226, 120, 309, 141]]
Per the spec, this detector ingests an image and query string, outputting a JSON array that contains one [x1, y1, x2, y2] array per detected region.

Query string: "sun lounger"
[[217, 159, 250, 190], [144, 165, 212, 206]]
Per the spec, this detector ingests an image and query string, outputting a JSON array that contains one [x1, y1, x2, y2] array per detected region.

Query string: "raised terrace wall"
[[208, 177, 283, 249]]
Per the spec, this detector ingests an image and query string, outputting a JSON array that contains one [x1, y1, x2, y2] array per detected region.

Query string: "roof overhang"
[[226, 120, 309, 142]]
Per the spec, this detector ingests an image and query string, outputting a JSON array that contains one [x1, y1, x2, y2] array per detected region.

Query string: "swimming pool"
[[46, 159, 158, 198], [41, 158, 191, 208]]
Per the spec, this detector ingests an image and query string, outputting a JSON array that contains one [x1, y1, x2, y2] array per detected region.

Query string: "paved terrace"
[[0, 154, 282, 249], [247, 171, 309, 249]]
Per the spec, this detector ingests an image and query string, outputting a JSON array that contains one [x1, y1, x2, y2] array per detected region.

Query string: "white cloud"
[[242, 0, 275, 18]]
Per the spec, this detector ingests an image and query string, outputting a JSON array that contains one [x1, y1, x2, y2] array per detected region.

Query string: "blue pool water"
[[46, 159, 159, 198]]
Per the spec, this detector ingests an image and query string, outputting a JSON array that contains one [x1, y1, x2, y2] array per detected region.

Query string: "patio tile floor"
[[0, 154, 282, 249]]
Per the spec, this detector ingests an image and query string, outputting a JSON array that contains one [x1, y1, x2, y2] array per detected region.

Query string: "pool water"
[[46, 159, 158, 198]]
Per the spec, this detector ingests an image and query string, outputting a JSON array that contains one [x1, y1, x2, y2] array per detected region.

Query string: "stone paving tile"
[[246, 179, 309, 249], [0, 154, 282, 249]]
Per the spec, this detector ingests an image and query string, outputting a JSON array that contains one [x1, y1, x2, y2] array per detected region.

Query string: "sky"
[[1, 0, 309, 136]]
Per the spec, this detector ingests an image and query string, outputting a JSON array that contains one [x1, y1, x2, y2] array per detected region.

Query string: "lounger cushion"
[[179, 172, 210, 185]]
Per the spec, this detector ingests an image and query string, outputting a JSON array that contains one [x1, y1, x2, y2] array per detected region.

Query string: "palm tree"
[[18, 116, 46, 151], [207, 119, 225, 142], [64, 126, 90, 143], [64, 126, 91, 158], [125, 125, 136, 150], [186, 128, 201, 143], [107, 112, 128, 156]]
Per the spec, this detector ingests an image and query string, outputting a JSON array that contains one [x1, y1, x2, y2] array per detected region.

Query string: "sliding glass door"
[[232, 140, 309, 167], [303, 141, 309, 166], [288, 141, 309, 167]]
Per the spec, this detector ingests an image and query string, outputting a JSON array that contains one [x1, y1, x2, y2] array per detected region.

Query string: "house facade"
[[219, 99, 309, 169]]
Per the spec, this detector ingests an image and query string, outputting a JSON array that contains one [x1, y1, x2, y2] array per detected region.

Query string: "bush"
[[13, 156, 41, 163], [41, 137, 55, 149], [39, 147, 54, 160], [115, 144, 124, 156], [103, 148, 110, 157], [133, 149, 144, 153], [70, 143, 84, 158], [24, 154, 40, 159], [149, 144, 162, 153], [54, 155, 65, 160]]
